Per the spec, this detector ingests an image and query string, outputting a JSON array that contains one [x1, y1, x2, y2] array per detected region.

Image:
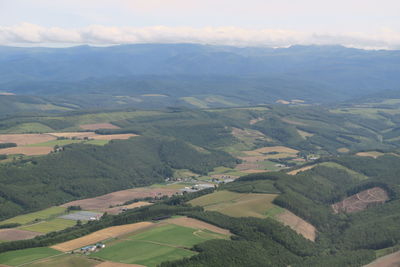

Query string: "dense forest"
[[0, 136, 236, 220]]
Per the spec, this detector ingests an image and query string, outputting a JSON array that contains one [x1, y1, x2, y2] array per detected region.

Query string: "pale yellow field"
[[0, 146, 53, 155], [287, 165, 317, 175], [51, 222, 155, 252], [337, 147, 350, 153], [0, 133, 56, 145], [246, 146, 299, 155], [276, 210, 316, 241], [356, 151, 384, 158], [166, 217, 231, 236]]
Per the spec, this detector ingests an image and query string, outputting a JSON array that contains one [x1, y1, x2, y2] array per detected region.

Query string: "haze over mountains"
[[1, 44, 400, 109]]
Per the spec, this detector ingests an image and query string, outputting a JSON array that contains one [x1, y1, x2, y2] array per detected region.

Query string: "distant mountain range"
[[0, 44, 399, 109]]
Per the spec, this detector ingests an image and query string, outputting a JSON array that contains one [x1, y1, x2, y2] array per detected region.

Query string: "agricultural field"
[[332, 187, 389, 213], [52, 222, 155, 252], [61, 185, 183, 212], [25, 254, 101, 267], [0, 229, 41, 241], [365, 251, 400, 267], [79, 123, 120, 130], [189, 191, 280, 218], [20, 218, 77, 233], [0, 247, 61, 266], [0, 206, 66, 226], [94, 223, 228, 267], [0, 132, 137, 155]]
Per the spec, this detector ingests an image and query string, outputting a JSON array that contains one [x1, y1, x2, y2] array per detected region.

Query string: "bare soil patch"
[[332, 187, 389, 213], [0, 229, 42, 241], [276, 210, 316, 241], [61, 187, 179, 211], [249, 117, 264, 125], [235, 163, 260, 171], [356, 151, 384, 159], [288, 164, 317, 175], [337, 147, 350, 153], [80, 123, 120, 130], [52, 222, 154, 252], [0, 146, 53, 155], [0, 134, 55, 146], [364, 251, 400, 267], [103, 201, 153, 215], [166, 217, 231, 236]]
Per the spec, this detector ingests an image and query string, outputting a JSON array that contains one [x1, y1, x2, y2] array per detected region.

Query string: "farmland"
[[0, 206, 66, 226], [61, 185, 183, 213], [25, 254, 101, 267], [0, 132, 138, 156], [94, 223, 228, 267], [52, 222, 155, 252], [0, 229, 41, 241], [189, 191, 280, 218], [0, 247, 61, 266], [20, 218, 77, 233]]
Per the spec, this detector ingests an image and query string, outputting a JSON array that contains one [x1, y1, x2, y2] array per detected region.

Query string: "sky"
[[0, 0, 399, 49]]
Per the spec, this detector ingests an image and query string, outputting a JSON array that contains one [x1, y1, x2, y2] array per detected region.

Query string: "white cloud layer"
[[1, 23, 400, 50]]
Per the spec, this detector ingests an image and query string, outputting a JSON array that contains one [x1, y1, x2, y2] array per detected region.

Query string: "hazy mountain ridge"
[[0, 44, 399, 106]]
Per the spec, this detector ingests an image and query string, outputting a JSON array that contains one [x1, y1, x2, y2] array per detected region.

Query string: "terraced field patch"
[[332, 187, 389, 213]]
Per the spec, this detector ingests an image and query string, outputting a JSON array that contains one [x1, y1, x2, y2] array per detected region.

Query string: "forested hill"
[[1, 44, 400, 106], [0, 136, 236, 220]]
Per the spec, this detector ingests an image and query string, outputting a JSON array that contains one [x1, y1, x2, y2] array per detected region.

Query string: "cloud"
[[0, 23, 399, 50]]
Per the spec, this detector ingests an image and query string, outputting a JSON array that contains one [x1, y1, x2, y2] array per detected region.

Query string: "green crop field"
[[20, 218, 76, 233], [94, 224, 226, 267], [0, 247, 61, 266], [0, 206, 67, 226], [95, 239, 195, 267], [189, 190, 280, 218], [25, 254, 99, 267]]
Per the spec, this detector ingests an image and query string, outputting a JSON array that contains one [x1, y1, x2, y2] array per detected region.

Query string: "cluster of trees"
[[0, 143, 16, 149]]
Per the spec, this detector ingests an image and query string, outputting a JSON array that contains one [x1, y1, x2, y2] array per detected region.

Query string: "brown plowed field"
[[0, 134, 55, 145], [80, 123, 120, 130], [276, 210, 316, 241], [332, 187, 389, 213], [103, 201, 152, 215], [166, 217, 231, 236], [0, 146, 53, 155], [364, 251, 400, 267], [51, 222, 154, 252], [61, 187, 179, 211], [0, 229, 42, 241]]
